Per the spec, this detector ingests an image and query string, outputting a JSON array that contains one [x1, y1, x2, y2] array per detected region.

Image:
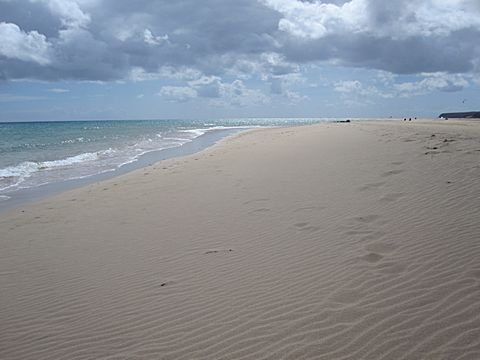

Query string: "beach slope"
[[1, 121, 480, 359]]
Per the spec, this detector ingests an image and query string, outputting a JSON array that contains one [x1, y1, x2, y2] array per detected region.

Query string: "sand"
[[1, 120, 480, 359]]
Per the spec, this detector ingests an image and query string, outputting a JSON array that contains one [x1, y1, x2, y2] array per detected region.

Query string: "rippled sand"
[[1, 120, 480, 359]]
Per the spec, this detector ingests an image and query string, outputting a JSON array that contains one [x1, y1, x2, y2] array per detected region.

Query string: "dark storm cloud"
[[283, 29, 480, 74], [0, 0, 282, 81], [0, 0, 62, 36], [265, 0, 480, 74], [0, 0, 479, 81]]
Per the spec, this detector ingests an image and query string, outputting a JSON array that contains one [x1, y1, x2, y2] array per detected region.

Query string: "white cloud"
[[262, 0, 480, 40], [188, 75, 220, 87], [473, 74, 480, 86], [260, 53, 299, 76], [334, 79, 389, 98], [128, 67, 163, 82], [158, 77, 269, 106], [129, 66, 204, 82], [32, 0, 91, 28], [212, 79, 270, 107], [0, 22, 52, 65], [285, 90, 308, 103], [375, 71, 396, 86], [261, 0, 369, 39], [49, 88, 69, 93], [334, 73, 470, 100], [143, 29, 169, 46], [158, 86, 197, 102], [334, 80, 362, 93], [411, 0, 480, 37], [188, 76, 222, 98], [1, 0, 480, 82], [159, 66, 203, 81], [107, 14, 148, 42], [394, 73, 469, 96]]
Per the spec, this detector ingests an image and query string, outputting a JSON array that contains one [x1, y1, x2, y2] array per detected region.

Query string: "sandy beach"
[[1, 120, 480, 359]]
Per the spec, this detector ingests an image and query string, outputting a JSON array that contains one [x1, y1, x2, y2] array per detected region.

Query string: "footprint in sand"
[[360, 239, 397, 264], [361, 252, 384, 263]]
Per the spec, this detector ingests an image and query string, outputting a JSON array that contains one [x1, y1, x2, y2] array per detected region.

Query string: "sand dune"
[[1, 120, 480, 359]]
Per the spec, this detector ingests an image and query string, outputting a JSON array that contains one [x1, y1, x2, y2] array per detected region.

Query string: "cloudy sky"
[[1, 0, 479, 121]]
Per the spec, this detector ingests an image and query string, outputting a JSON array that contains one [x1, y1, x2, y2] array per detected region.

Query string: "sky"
[[1, 0, 480, 121]]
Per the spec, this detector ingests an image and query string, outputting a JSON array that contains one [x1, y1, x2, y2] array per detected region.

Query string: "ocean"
[[0, 118, 336, 209]]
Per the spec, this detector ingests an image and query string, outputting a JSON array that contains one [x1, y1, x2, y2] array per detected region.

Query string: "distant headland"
[[439, 111, 480, 119]]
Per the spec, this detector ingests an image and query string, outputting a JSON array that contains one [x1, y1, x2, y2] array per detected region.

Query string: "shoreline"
[[0, 118, 441, 214], [1, 120, 480, 359], [0, 127, 247, 214]]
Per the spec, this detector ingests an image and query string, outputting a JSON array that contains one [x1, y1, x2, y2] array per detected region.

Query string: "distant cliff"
[[439, 111, 480, 118]]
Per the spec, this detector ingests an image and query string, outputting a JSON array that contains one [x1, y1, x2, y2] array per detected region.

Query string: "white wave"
[[162, 137, 192, 142], [0, 161, 39, 180], [180, 126, 259, 138], [180, 129, 207, 137], [98, 148, 116, 157], [40, 152, 99, 169], [178, 126, 249, 139], [0, 151, 115, 191]]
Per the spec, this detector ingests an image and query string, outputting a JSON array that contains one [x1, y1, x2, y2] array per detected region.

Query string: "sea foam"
[[0, 151, 113, 191]]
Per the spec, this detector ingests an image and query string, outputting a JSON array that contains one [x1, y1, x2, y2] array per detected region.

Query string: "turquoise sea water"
[[0, 118, 335, 200]]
